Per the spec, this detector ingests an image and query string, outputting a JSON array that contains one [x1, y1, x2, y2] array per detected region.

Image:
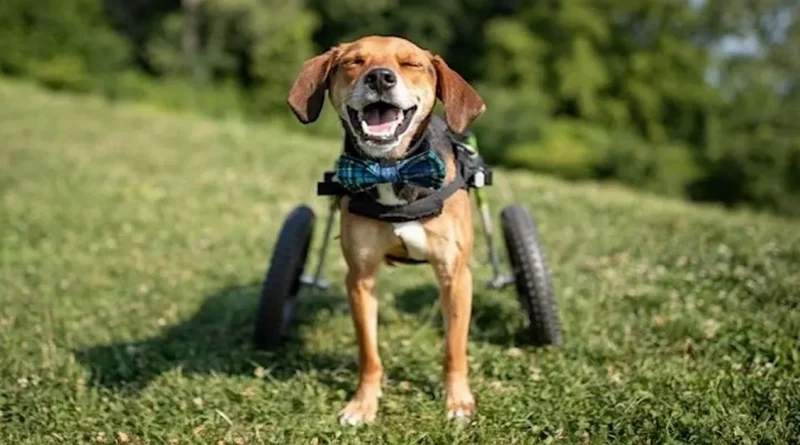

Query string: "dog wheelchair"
[[253, 131, 562, 350]]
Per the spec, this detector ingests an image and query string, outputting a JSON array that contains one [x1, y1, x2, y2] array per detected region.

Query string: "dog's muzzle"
[[344, 67, 419, 149]]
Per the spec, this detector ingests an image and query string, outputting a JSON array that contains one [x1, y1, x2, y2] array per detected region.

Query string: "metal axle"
[[300, 197, 338, 290], [474, 187, 515, 290]]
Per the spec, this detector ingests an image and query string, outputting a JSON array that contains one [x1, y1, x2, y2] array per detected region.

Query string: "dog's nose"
[[364, 68, 397, 92]]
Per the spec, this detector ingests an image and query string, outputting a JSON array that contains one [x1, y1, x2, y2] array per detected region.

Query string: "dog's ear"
[[431, 55, 485, 134], [287, 49, 338, 124]]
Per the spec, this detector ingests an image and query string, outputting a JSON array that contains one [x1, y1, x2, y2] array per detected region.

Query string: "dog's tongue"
[[364, 105, 400, 132]]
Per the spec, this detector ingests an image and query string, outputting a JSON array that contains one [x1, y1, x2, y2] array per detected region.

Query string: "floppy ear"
[[431, 55, 486, 134], [287, 49, 337, 124]]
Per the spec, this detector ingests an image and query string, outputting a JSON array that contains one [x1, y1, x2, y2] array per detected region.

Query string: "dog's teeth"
[[392, 111, 404, 133], [359, 109, 404, 138]]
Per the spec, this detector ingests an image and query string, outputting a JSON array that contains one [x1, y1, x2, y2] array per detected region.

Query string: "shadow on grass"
[[76, 278, 535, 395], [74, 282, 354, 395], [393, 283, 531, 347]]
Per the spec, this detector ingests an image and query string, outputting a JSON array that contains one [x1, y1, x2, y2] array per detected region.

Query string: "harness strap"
[[346, 175, 467, 223]]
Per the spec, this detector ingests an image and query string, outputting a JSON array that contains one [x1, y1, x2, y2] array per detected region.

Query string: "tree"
[[0, 0, 130, 89], [143, 0, 317, 113], [688, 0, 800, 215]]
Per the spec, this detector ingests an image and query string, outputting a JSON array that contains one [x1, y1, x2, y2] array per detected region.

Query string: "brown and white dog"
[[287, 35, 485, 425]]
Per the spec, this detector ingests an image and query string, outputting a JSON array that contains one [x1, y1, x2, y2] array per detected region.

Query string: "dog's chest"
[[375, 183, 409, 206], [375, 184, 428, 260], [343, 121, 458, 261]]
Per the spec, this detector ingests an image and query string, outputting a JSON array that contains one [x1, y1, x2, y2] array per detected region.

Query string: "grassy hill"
[[1, 79, 799, 444]]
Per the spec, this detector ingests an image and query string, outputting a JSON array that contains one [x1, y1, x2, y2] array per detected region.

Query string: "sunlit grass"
[[1, 79, 799, 444]]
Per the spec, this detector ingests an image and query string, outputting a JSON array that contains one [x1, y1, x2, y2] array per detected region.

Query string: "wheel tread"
[[253, 205, 315, 349], [500, 205, 562, 346]]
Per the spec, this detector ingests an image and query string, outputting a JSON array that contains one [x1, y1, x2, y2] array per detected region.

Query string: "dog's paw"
[[446, 390, 475, 422], [338, 398, 379, 426]]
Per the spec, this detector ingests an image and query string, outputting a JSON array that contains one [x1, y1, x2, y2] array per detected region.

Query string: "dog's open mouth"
[[348, 102, 417, 143]]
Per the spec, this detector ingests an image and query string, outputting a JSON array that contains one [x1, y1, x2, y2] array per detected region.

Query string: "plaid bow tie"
[[335, 150, 446, 194]]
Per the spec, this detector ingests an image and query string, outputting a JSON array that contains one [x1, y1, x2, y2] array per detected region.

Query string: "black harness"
[[316, 118, 493, 223]]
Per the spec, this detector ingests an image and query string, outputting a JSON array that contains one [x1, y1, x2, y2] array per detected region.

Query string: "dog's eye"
[[347, 57, 365, 66], [401, 61, 423, 68]]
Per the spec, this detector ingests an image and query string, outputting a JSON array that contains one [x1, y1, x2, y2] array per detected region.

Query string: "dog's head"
[[287, 36, 485, 158]]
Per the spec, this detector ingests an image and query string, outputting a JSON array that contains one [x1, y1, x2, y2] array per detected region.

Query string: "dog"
[[287, 35, 485, 425]]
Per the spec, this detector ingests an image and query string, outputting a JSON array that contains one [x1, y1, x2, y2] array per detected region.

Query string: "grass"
[[1, 79, 799, 444]]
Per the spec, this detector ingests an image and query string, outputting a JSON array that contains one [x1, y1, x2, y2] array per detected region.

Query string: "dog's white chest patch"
[[375, 183, 406, 206], [392, 221, 427, 260], [375, 184, 427, 260]]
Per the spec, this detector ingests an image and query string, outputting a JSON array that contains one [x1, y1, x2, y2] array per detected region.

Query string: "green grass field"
[[1, 79, 799, 444]]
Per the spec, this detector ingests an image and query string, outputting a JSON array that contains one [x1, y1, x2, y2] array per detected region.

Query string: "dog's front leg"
[[338, 266, 382, 425], [435, 258, 475, 421], [428, 192, 476, 421], [338, 209, 386, 426]]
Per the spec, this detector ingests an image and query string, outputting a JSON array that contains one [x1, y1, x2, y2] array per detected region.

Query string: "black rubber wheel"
[[500, 204, 563, 346], [253, 205, 315, 350]]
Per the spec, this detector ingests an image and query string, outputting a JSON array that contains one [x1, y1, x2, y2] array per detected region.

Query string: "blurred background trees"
[[1, 0, 797, 216]]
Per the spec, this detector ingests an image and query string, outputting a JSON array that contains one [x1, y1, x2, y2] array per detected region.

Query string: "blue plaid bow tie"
[[335, 150, 446, 193]]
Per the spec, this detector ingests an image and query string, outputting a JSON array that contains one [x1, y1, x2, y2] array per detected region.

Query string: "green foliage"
[[496, 119, 702, 197], [142, 0, 318, 115], [503, 120, 607, 180], [29, 56, 93, 92], [1, 0, 799, 216], [0, 0, 129, 83], [470, 84, 553, 165], [689, 0, 800, 216], [482, 18, 546, 88], [309, 0, 461, 57], [692, 127, 800, 217], [108, 71, 246, 119], [247, 1, 320, 114], [597, 133, 702, 197]]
